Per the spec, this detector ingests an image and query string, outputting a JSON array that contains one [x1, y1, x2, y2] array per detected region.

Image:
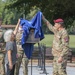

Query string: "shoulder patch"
[[64, 36, 69, 42]]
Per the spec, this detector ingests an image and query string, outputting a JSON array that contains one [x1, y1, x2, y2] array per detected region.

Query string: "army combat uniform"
[[0, 28, 5, 75], [15, 32, 29, 75], [43, 18, 69, 75], [14, 32, 23, 75]]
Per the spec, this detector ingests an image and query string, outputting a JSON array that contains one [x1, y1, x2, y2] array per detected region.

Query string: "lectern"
[[26, 28, 40, 75]]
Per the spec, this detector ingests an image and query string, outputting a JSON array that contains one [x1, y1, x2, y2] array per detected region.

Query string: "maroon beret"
[[54, 18, 64, 23]]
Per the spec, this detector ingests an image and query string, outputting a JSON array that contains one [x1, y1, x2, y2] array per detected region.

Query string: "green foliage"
[[26, 6, 40, 20], [0, 0, 75, 33], [4, 0, 75, 29], [0, 0, 5, 18], [35, 34, 75, 48], [69, 35, 75, 48]]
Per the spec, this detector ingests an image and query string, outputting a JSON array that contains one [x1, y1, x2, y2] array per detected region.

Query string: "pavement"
[[19, 60, 75, 75]]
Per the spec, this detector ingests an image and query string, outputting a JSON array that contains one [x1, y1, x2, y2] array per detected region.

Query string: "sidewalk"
[[19, 60, 75, 75]]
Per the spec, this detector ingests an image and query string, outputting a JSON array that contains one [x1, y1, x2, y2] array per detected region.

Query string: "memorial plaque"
[[26, 29, 40, 43]]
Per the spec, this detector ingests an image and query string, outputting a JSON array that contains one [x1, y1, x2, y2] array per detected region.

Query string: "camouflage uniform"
[[15, 32, 29, 75], [44, 19, 69, 75], [0, 28, 5, 75], [22, 54, 29, 75], [14, 32, 23, 75]]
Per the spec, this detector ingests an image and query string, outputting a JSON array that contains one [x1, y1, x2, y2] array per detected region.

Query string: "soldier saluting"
[[42, 15, 69, 75]]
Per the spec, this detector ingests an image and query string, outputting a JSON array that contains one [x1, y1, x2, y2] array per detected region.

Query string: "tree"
[[0, 0, 23, 24], [4, 0, 75, 34], [5, 0, 75, 28], [0, 0, 5, 18]]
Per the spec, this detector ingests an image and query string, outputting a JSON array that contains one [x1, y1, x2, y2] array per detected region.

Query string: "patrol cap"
[[54, 18, 64, 23]]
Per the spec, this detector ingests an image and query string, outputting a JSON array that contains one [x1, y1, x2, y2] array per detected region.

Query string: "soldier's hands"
[[42, 15, 45, 19], [42, 14, 49, 25], [58, 57, 63, 63], [42, 15, 46, 22]]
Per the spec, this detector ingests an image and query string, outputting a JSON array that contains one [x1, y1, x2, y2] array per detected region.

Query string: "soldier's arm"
[[13, 19, 20, 35], [60, 32, 69, 57], [42, 15, 57, 33]]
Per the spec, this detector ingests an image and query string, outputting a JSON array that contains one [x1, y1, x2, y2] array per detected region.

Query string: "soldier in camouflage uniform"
[[22, 54, 29, 75], [15, 27, 29, 75], [0, 18, 5, 75], [14, 31, 24, 75], [42, 16, 69, 75]]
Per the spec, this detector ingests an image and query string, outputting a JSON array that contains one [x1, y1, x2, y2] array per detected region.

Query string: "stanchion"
[[38, 43, 42, 68], [40, 44, 48, 75], [30, 43, 41, 75], [31, 57, 32, 75]]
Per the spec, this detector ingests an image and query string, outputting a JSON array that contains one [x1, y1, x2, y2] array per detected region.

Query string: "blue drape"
[[20, 11, 44, 59]]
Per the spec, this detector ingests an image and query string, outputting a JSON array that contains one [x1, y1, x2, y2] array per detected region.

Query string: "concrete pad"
[[19, 64, 75, 75]]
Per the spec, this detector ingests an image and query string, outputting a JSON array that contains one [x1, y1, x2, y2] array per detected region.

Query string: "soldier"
[[22, 54, 29, 75], [14, 31, 24, 75], [42, 16, 69, 75], [14, 26, 29, 75], [0, 18, 5, 75]]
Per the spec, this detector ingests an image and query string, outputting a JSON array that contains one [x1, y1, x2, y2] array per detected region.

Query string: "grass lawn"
[[69, 35, 75, 48], [35, 34, 75, 48]]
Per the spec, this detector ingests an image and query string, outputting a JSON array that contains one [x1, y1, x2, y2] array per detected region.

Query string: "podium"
[[26, 28, 40, 75]]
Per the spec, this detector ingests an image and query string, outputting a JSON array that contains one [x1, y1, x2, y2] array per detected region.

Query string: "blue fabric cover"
[[20, 11, 44, 59]]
